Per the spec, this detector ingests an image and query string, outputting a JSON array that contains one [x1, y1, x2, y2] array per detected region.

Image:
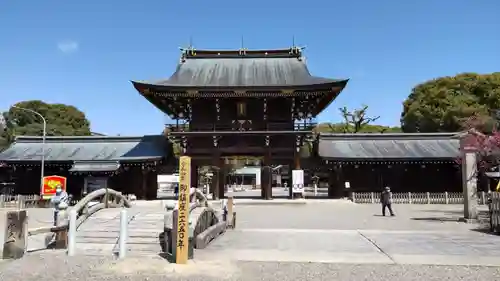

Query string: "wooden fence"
[[0, 194, 40, 208], [352, 191, 489, 205], [490, 192, 500, 232]]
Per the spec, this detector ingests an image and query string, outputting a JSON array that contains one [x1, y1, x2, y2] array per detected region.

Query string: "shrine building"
[[0, 135, 173, 199], [131, 46, 349, 200], [0, 45, 464, 199]]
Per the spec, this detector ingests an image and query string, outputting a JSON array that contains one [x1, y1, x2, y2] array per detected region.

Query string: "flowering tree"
[[458, 114, 500, 175]]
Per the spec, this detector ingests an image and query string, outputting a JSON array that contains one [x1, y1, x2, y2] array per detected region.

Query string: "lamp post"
[[12, 106, 47, 195]]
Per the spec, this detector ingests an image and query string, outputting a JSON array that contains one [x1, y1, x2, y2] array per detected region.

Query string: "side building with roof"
[[316, 132, 462, 197], [0, 135, 174, 199]]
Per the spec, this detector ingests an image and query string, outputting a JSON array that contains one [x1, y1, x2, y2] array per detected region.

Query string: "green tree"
[[334, 105, 380, 133], [1, 100, 92, 147], [314, 105, 401, 134], [401, 72, 500, 133]]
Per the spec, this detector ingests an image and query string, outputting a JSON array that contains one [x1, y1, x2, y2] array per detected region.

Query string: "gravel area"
[[0, 252, 500, 281]]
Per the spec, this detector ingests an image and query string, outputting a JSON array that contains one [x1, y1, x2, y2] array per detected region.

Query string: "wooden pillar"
[[211, 155, 221, 200], [327, 164, 344, 199], [146, 170, 158, 200], [288, 161, 294, 198], [218, 159, 226, 199], [294, 152, 301, 170], [190, 160, 198, 188], [261, 151, 272, 200], [328, 167, 336, 198], [141, 168, 148, 200]]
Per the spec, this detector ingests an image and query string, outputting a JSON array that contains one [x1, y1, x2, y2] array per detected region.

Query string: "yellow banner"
[[176, 156, 191, 264]]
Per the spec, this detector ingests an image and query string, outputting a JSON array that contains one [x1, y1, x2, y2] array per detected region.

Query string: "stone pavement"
[[2, 200, 500, 280], [196, 202, 500, 266]]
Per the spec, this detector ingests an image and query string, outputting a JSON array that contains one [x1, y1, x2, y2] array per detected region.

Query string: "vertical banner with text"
[[176, 156, 191, 264]]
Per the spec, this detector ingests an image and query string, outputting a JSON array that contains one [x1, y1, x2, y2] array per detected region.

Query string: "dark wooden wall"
[[328, 163, 461, 194], [2, 165, 159, 200]]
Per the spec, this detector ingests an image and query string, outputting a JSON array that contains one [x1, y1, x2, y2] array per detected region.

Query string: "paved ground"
[[0, 207, 54, 255], [1, 202, 500, 280], [159, 187, 329, 199]]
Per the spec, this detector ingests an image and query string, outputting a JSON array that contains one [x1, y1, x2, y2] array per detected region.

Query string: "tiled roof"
[[132, 48, 348, 90], [0, 135, 170, 162], [318, 133, 460, 160]]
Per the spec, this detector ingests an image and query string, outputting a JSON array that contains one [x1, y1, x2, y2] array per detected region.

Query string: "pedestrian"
[[380, 186, 395, 217], [50, 184, 69, 226]]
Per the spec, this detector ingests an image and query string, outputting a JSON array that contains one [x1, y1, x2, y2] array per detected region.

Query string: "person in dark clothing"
[[380, 186, 395, 216]]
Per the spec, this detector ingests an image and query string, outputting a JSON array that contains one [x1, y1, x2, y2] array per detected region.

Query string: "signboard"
[[176, 156, 191, 264], [42, 175, 67, 199], [292, 169, 304, 194], [84, 177, 108, 194]]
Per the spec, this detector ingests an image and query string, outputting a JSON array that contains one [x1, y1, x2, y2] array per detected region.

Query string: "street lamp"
[[12, 106, 47, 196]]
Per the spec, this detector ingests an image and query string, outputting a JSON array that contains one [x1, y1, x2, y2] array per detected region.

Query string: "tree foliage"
[[401, 72, 500, 133], [1, 100, 92, 147], [315, 123, 401, 134], [459, 115, 500, 173], [315, 105, 401, 134]]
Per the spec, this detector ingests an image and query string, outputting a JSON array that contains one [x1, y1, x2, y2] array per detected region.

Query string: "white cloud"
[[57, 40, 79, 54]]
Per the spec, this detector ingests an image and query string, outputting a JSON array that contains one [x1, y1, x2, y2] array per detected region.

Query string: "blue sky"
[[1, 0, 499, 136]]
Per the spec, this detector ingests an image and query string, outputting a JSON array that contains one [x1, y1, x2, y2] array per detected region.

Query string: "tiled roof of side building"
[[0, 135, 171, 162], [318, 132, 460, 160]]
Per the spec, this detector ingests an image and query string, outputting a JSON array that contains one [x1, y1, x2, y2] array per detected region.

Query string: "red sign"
[[42, 175, 67, 198]]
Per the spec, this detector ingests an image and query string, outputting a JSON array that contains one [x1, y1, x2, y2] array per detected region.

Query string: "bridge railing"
[[1, 188, 131, 260], [27, 188, 131, 237]]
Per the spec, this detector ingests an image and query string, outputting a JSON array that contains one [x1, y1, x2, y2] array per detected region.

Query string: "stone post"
[[55, 203, 69, 249], [2, 210, 28, 259], [462, 150, 478, 220]]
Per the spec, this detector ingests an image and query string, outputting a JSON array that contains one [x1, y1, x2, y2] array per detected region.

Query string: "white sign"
[[345, 181, 350, 189], [292, 170, 304, 194]]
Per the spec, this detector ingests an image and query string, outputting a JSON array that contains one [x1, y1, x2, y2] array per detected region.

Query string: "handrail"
[[27, 188, 131, 236], [191, 188, 208, 207]]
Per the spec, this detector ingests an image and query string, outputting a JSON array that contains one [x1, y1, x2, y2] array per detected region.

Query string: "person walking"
[[381, 186, 395, 216]]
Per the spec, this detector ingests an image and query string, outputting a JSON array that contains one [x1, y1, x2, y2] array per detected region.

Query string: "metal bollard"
[[67, 209, 77, 256], [118, 209, 128, 259]]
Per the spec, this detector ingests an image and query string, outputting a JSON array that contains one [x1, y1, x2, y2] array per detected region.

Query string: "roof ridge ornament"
[[179, 45, 197, 62], [238, 48, 247, 56], [239, 36, 247, 56]]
